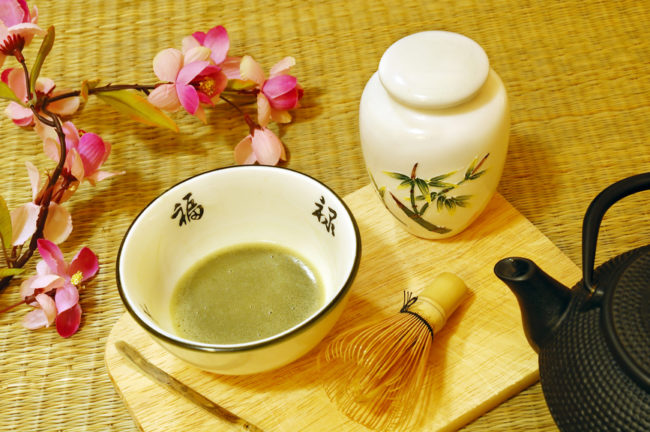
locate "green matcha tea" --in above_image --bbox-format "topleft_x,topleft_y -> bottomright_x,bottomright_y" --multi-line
170,242 -> 324,344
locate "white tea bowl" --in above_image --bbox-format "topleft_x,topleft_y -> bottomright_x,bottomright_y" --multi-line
116,166 -> 361,375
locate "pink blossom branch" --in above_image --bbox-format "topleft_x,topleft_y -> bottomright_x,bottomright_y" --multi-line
38,107 -> 68,190
0,108 -> 68,293
14,108 -> 66,266
45,85 -> 256,110
45,83 -> 158,106
2,82 -> 172,293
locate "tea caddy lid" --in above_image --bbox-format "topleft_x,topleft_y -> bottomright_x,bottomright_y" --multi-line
378,30 -> 489,109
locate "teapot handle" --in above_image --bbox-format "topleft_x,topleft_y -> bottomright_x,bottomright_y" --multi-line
583,173 -> 650,294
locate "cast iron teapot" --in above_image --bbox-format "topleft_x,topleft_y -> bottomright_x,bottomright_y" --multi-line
494,173 -> 650,432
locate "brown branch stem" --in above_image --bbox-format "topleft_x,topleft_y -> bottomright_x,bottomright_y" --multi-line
0,110 -> 68,294
219,94 -> 246,116
45,83 -> 158,105
0,297 -> 27,314
18,58 -> 32,101
32,109 -> 56,128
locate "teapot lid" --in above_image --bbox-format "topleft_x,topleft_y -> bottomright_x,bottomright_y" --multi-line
378,31 -> 489,109
602,250 -> 650,391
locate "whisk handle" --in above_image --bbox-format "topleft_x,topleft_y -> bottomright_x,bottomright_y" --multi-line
414,272 -> 468,333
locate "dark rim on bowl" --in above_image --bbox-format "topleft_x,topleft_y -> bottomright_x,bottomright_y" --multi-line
115,165 -> 362,353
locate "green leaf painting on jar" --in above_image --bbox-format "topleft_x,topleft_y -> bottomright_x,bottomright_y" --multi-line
375,154 -> 490,234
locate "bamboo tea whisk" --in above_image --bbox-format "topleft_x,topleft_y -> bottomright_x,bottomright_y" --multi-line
318,272 -> 468,431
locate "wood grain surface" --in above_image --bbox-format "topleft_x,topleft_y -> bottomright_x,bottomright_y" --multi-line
105,185 -> 581,431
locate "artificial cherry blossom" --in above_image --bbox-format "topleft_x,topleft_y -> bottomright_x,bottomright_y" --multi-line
239,55 -> 303,127
0,0 -> 44,67
10,161 -> 72,246
148,48 -> 227,122
234,124 -> 286,165
20,239 -> 98,337
1,67 -> 79,126
182,25 -> 230,66
39,121 -> 123,186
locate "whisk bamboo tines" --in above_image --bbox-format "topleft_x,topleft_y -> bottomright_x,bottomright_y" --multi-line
318,272 -> 468,431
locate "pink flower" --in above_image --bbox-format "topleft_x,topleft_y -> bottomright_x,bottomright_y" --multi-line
11,122 -> 121,246
20,239 -> 98,337
1,67 -> 80,127
182,25 -> 230,66
10,161 -> 73,246
0,0 -> 44,67
239,55 -> 303,127
234,125 -> 286,166
40,121 -> 123,186
219,56 -> 245,81
148,48 -> 228,123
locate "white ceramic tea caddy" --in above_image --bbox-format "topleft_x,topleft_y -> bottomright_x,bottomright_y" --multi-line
360,30 -> 509,238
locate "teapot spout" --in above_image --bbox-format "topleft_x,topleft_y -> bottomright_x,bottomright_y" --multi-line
494,257 -> 573,352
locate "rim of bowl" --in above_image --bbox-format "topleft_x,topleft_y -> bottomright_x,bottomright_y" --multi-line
115,165 -> 362,353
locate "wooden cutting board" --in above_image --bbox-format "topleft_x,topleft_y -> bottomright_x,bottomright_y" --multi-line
105,185 -> 580,431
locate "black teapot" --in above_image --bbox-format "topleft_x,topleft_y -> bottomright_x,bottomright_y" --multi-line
494,174 -> 650,431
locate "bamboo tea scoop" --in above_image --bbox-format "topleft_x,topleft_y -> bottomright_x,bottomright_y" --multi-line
319,272 -> 468,431
115,340 -> 265,432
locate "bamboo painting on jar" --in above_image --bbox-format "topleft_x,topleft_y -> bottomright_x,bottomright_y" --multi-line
360,31 -> 510,238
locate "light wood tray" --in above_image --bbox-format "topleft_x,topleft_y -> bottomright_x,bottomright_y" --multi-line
105,185 -> 580,431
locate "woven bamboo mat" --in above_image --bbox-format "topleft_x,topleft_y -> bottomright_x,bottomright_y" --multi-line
1,0 -> 649,430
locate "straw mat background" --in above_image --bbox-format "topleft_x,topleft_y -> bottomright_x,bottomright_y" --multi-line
1,0 -> 649,430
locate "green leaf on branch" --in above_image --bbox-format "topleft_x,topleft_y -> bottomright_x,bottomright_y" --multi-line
95,90 -> 179,132
0,196 -> 12,250
30,25 -> 55,94
0,80 -> 20,103
0,268 -> 25,277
